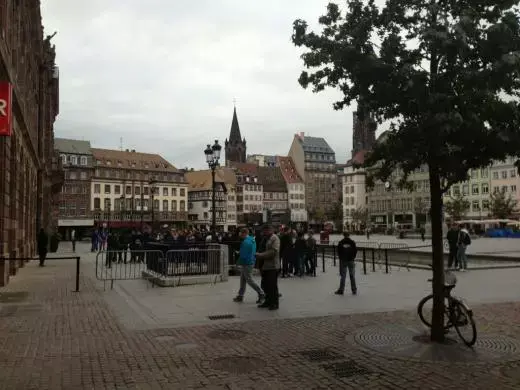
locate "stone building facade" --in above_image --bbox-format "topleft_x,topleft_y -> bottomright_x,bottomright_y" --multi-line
54,139 -> 95,239
0,3 -> 62,286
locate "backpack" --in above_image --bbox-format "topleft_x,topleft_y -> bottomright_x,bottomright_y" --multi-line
463,232 -> 471,246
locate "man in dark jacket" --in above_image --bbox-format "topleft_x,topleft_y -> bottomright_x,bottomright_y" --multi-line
279,227 -> 292,278
37,228 -> 48,267
446,223 -> 459,269
335,232 -> 358,295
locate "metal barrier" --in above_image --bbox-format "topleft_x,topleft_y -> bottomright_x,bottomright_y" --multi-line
95,246 -> 226,289
95,250 -> 164,289
377,243 -> 410,273
0,256 -> 81,292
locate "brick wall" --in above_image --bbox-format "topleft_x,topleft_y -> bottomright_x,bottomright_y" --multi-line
0,2 -> 60,286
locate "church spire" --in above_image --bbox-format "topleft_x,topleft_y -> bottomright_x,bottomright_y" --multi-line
229,106 -> 242,143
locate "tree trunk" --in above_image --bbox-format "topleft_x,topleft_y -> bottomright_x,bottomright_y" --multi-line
428,161 -> 445,342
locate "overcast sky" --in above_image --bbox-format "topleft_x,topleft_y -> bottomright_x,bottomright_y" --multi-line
41,0 -> 360,169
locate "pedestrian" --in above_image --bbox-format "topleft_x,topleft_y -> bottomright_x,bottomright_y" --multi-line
280,227 -> 292,278
233,228 -> 265,303
457,224 -> 471,271
366,226 -> 371,240
71,229 -> 76,252
335,232 -> 358,296
294,231 -> 307,277
255,224 -> 280,310
420,225 -> 426,241
37,228 -> 48,267
305,231 -> 317,276
446,223 -> 459,269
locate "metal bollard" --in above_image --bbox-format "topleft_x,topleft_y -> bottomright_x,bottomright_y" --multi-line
371,248 -> 376,272
362,248 -> 367,275
322,247 -> 326,273
75,256 -> 80,292
385,249 -> 389,274
333,245 -> 336,267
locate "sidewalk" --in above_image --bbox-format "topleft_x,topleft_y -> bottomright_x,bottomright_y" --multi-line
1,249 -> 520,389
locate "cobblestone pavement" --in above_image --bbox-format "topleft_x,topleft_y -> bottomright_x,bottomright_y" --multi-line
1,253 -> 520,389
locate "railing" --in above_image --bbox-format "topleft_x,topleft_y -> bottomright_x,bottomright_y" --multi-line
0,256 -> 82,291
94,244 -> 226,289
91,210 -> 188,221
316,241 -> 411,274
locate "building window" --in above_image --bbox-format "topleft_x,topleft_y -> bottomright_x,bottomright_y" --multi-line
104,184 -> 111,194
114,185 -> 121,195
70,155 -> 77,165
472,200 -> 480,211
135,186 -> 141,196
482,183 -> 489,194
511,170 -> 517,178
61,154 -> 67,165
482,200 -> 490,210
502,186 -> 508,193
492,171 -> 499,179
126,186 -> 132,195
69,172 -> 77,180
163,187 -> 168,196
94,184 -> 100,194
93,198 -> 101,209
493,186 -> 499,194
154,199 -> 160,209
180,200 -> 186,211
512,185 -> 517,193
80,171 -> 87,180
462,185 -> 469,195
80,156 -> 87,166
481,169 -> 488,178
502,171 -> 508,179
104,198 -> 111,210
172,188 -> 177,196
163,200 -> 168,211
471,184 -> 479,195
180,188 -> 186,196
172,200 -> 177,211
144,187 -> 149,195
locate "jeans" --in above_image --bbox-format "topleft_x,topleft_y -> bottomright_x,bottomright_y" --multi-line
339,260 -> 357,293
238,265 -> 264,297
457,245 -> 467,269
305,252 -> 316,275
262,269 -> 279,307
295,255 -> 305,276
448,246 -> 458,268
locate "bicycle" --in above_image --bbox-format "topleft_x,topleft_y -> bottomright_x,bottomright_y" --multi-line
417,268 -> 477,346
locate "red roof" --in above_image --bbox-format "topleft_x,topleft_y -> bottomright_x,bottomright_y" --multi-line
346,150 -> 367,167
227,161 -> 258,175
277,156 -> 304,184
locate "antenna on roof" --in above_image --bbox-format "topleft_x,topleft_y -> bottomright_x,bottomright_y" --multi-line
120,137 -> 123,151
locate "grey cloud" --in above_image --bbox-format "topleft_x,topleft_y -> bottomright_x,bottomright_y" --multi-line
42,0 -> 354,169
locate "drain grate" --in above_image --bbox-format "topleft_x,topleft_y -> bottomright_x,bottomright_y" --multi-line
207,329 -> 248,340
321,360 -> 372,378
0,292 -> 29,303
300,348 -> 344,362
210,356 -> 266,374
208,314 -> 236,320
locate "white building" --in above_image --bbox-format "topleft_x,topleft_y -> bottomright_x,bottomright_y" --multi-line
90,148 -> 188,228
342,151 -> 367,229
278,156 -> 308,223
185,168 -> 237,231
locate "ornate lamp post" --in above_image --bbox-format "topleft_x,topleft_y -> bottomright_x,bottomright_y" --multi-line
204,140 -> 222,234
149,177 -> 157,231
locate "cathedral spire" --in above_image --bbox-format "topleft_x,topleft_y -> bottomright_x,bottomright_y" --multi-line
229,106 -> 242,143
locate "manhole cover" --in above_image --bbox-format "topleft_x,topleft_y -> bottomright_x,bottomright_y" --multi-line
0,292 -> 29,303
208,314 -> 236,320
210,356 -> 266,374
352,325 -> 520,363
300,348 -> 344,362
321,360 -> 372,378
207,329 -> 248,340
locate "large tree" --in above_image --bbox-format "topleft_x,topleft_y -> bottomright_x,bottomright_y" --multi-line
489,191 -> 518,218
444,193 -> 470,221
292,1 -> 520,342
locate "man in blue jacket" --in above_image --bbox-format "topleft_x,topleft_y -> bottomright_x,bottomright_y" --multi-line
233,228 -> 265,303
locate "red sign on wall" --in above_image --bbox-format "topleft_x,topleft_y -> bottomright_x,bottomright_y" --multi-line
0,82 -> 13,136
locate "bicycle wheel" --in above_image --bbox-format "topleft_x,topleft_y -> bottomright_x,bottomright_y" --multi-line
452,299 -> 477,347
417,294 -> 451,329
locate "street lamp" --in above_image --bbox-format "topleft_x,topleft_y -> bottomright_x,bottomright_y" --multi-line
149,177 -> 157,231
204,140 -> 222,235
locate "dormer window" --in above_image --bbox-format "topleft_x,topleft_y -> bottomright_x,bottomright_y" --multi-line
253,177 -> 258,183
246,176 -> 250,182
106,160 -> 111,166
117,160 -> 122,167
